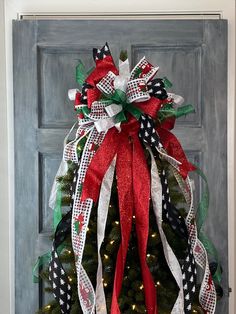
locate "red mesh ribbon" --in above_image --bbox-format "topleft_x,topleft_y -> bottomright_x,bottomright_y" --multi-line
81,118 -> 157,314
157,126 -> 196,178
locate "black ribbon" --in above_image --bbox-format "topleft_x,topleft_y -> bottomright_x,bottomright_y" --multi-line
49,166 -> 78,314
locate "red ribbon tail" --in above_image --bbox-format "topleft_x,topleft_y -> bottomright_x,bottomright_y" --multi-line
81,128 -> 119,203
111,137 -> 134,314
132,136 -> 158,314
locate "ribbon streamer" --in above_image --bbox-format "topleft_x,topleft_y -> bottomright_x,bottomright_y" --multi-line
96,157 -> 116,314
149,150 -> 184,313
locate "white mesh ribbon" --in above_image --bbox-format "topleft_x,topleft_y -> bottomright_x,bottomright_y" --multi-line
149,149 -> 185,313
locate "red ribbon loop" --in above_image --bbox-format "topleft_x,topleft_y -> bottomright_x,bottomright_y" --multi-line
157,127 -> 196,178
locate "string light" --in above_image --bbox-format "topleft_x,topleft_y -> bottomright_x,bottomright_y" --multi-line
87,227 -> 90,232
192,310 -> 197,313
104,254 -> 109,260
132,304 -> 136,310
133,215 -> 136,219
104,282 -> 108,287
68,277 -> 73,282
115,221 -> 119,225
156,281 -> 160,286
110,240 -> 115,245
151,233 -> 157,238
45,305 -> 51,310
139,284 -> 144,290
147,254 -> 151,258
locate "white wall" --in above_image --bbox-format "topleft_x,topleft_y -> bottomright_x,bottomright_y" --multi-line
1,0 -> 235,313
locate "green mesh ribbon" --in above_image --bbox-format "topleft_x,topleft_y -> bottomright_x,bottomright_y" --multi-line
32,252 -> 51,283
53,186 -> 62,231
194,165 -> 222,284
158,103 -> 195,123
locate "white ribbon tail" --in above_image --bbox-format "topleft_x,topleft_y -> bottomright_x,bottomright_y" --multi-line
49,122 -> 78,209
95,156 -> 116,314
49,158 -> 68,210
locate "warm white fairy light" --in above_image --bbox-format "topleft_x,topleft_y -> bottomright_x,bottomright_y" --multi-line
110,240 -> 115,245
104,254 -> 109,259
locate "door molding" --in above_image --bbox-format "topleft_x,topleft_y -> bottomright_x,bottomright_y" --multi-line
17,11 -> 222,20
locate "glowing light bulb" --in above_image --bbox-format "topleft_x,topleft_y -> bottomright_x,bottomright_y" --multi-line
104,282 -> 108,287
115,221 -> 119,225
157,281 -> 160,286
147,254 -> 151,258
104,254 -> 109,260
110,240 -> 115,245
151,233 -> 157,238
132,304 -> 136,310
139,284 -> 144,290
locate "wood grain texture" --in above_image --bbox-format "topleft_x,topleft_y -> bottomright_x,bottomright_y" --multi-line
13,19 -> 228,313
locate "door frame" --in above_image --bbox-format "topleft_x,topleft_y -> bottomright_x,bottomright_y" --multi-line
1,6 -> 235,313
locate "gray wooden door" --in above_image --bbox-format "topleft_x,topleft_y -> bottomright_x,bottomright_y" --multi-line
13,19 -> 228,313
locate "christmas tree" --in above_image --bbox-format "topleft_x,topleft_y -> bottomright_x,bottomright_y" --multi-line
34,43 -> 223,314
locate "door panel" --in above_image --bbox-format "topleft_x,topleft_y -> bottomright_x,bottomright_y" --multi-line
13,19 -> 227,313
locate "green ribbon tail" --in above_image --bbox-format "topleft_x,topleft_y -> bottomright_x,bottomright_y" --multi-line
175,104 -> 195,118
76,60 -> 86,86
53,186 -> 62,231
32,252 -> 51,283
194,165 -> 222,283
158,104 -> 195,122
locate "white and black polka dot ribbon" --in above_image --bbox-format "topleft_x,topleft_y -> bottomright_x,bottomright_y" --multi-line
49,167 -> 78,314
81,82 -> 93,106
93,42 -> 111,61
147,78 -> 168,100
49,211 -> 72,314
139,113 -> 197,313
